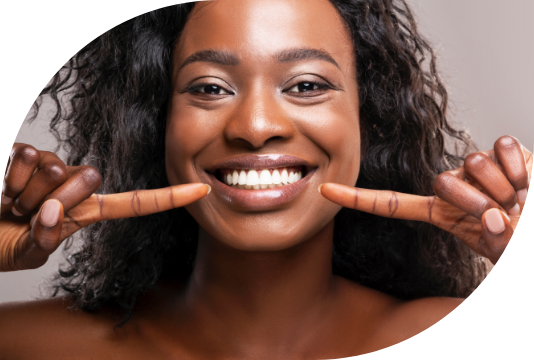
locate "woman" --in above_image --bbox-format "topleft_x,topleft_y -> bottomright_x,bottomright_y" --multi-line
0,0 -> 531,358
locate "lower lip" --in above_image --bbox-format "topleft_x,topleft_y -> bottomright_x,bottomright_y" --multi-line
208,171 -> 314,211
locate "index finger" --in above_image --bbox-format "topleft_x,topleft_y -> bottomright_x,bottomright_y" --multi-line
319,183 -> 433,222
67,183 -> 210,226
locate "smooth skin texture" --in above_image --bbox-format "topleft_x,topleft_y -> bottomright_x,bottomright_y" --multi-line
0,0 -> 531,359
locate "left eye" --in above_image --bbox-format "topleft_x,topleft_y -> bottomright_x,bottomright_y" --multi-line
286,82 -> 325,93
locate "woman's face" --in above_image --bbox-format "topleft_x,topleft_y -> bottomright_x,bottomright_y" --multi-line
166,0 -> 360,251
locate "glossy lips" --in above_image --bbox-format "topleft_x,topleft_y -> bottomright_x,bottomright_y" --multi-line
206,155 -> 315,211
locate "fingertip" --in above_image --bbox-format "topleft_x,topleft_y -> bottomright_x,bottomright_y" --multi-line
318,184 -> 323,194
1,195 -> 12,205
517,188 -> 527,203
507,203 -> 520,216
502,210 -> 510,223
12,207 -> 23,217
484,208 -> 506,234
204,184 -> 211,195
39,199 -> 62,228
320,182 -> 341,191
31,199 -> 64,254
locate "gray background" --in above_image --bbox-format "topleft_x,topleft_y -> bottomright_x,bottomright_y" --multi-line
1,0 -> 533,303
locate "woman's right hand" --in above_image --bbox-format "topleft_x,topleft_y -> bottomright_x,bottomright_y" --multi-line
1,143 -> 210,272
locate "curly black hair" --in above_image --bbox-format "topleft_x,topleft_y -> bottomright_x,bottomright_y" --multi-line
31,0 -> 487,324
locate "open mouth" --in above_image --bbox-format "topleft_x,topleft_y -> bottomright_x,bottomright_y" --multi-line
213,166 -> 307,189
203,155 -> 316,211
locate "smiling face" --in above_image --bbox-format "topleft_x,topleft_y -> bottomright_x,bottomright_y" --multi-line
166,0 -> 360,251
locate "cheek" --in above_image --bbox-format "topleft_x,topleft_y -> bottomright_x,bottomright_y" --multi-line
290,98 -> 361,186
165,99 -> 216,185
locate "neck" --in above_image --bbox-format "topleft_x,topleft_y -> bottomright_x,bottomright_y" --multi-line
179,220 -> 337,357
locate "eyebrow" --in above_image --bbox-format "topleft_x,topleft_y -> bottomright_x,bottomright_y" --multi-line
179,48 -> 340,71
275,48 -> 340,69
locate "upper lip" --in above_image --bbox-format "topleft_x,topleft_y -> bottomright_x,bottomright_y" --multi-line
205,154 -> 314,171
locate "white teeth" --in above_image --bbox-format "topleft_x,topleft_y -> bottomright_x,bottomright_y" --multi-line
223,168 -> 304,189
259,169 -> 271,185
288,172 -> 295,184
281,169 -> 289,184
246,170 -> 259,186
272,170 -> 281,184
238,170 -> 247,185
232,170 -> 239,185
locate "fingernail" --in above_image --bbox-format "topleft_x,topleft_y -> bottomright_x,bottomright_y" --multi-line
485,208 -> 505,234
40,199 -> 60,227
12,207 -> 23,217
517,188 -> 528,203
1,195 -> 12,205
0,181 -> 8,205
318,184 -> 323,194
204,184 -> 211,195
507,203 -> 520,216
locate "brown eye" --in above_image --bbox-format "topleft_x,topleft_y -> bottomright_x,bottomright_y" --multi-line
286,82 -> 328,93
189,84 -> 232,95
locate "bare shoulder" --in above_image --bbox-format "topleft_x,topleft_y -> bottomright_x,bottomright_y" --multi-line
394,296 -> 463,322
374,296 -> 464,348
0,297 -> 122,359
332,277 -> 463,353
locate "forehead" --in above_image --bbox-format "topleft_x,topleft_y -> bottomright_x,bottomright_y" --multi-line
176,0 -> 353,66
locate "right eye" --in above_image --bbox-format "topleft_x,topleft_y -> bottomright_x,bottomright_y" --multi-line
187,84 -> 232,96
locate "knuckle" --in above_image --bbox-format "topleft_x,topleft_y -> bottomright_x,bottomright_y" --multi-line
494,135 -> 520,150
508,173 -> 528,188
464,152 -> 488,171
41,163 -> 68,184
433,172 -> 454,196
12,145 -> 40,166
78,166 -> 103,191
500,188 -> 517,207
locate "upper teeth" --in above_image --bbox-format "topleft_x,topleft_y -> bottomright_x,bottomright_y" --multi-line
223,168 -> 303,189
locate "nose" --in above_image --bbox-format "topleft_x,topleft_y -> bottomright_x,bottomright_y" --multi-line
223,87 -> 296,149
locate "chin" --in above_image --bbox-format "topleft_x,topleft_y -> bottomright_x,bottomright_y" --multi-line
223,230 -> 306,253
191,202 -> 341,253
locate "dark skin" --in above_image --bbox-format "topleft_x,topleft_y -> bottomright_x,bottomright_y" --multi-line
0,0 -> 531,359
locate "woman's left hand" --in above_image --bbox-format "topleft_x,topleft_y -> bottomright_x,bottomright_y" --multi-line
319,135 -> 532,264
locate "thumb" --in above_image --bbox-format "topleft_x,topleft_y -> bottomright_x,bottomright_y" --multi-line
5,199 -> 64,271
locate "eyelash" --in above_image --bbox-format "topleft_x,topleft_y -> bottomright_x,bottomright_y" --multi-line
185,81 -> 332,99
